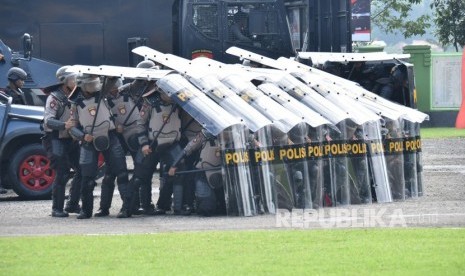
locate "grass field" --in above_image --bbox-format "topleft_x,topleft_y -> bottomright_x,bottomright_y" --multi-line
1,228 -> 464,275
421,127 -> 465,139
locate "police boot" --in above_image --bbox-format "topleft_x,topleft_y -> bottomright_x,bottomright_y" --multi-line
129,184 -> 142,215
52,184 -> 69,218
129,178 -> 142,215
155,177 -> 173,214
131,189 -> 142,215
95,176 -> 115,217
140,180 -> 158,215
65,174 -> 81,214
116,208 -> 130,218
116,179 -> 131,219
77,180 -> 94,219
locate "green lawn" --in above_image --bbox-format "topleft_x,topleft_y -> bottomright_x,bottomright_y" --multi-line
421,127 -> 465,139
1,228 -> 464,275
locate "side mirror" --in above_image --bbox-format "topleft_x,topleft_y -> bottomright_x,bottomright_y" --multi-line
21,33 -> 33,60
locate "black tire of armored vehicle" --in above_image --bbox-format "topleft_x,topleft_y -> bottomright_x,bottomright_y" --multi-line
8,143 -> 54,199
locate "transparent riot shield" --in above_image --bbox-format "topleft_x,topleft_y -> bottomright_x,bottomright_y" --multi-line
403,120 -> 419,198
220,125 -> 257,216
345,124 -> 372,205
250,126 -> 278,214
322,120 -> 351,206
381,118 -> 406,201
282,122 -> 313,209
190,75 -> 271,132
305,125 -> 326,208
414,122 -> 423,197
362,120 -> 391,203
157,73 -> 242,136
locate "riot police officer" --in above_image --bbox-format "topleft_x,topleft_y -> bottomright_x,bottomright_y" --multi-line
168,128 -> 225,216
132,84 -> 182,215
69,74 -> 131,219
373,65 -> 408,105
4,67 -> 27,105
94,77 -> 145,216
42,66 -> 82,217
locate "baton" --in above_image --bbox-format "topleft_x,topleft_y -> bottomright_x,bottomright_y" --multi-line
163,166 -> 221,177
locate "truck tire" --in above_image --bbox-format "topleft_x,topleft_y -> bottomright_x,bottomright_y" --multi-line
8,143 -> 55,199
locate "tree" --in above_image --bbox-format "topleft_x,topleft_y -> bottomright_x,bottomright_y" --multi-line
371,0 -> 431,39
432,0 -> 465,51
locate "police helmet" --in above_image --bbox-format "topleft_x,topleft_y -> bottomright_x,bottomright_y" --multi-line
323,61 -> 342,76
104,77 -> 123,93
7,67 -> 27,82
136,60 -> 156,69
390,65 -> 406,85
77,74 -> 102,93
56,66 -> 77,83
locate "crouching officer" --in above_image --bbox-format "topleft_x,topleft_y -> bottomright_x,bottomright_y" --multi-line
168,128 -> 225,216
42,66 -> 82,217
132,83 -> 182,215
69,74 -> 131,219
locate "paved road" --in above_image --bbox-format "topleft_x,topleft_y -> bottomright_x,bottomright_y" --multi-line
1,138 -> 464,236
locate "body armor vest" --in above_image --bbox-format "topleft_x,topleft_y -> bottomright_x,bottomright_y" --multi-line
182,115 -> 203,143
108,93 -> 140,151
45,91 -> 72,139
77,94 -> 115,151
148,103 -> 181,147
196,140 -> 221,170
197,139 -> 222,188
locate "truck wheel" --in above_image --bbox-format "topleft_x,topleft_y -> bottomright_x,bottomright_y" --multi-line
8,144 -> 55,199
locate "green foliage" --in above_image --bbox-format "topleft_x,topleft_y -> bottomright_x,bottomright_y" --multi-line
372,0 -> 432,38
1,229 -> 465,275
431,0 -> 465,51
372,0 -> 465,51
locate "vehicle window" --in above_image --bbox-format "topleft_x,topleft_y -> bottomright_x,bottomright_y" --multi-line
227,4 -> 282,50
192,4 -> 218,39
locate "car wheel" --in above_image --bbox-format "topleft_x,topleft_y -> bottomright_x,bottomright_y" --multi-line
8,143 -> 55,199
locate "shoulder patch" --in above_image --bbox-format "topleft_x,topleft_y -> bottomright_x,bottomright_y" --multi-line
49,99 -> 58,110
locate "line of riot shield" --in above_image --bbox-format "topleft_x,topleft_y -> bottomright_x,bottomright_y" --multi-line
219,74 -> 314,210
257,82 -> 336,209
156,73 -> 257,216
266,74 -> 353,206
288,71 -> 392,204
187,74 -> 277,214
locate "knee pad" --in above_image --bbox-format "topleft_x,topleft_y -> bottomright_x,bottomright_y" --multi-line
116,171 -> 129,185
102,174 -> 116,186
